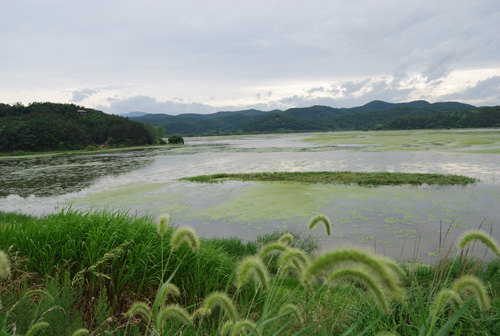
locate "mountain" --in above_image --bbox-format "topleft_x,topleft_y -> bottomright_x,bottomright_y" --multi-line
128,100 -> 497,136
119,111 -> 148,118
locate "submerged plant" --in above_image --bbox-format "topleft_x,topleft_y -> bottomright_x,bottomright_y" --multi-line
170,227 -> 200,253
235,256 -> 270,290
457,229 -> 500,257
308,214 -> 332,236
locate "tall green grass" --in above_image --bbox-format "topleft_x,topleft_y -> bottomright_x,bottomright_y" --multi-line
1,209 -> 499,335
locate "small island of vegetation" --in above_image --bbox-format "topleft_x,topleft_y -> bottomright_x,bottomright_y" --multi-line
182,171 -> 478,186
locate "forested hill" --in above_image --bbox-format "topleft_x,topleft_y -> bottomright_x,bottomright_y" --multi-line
0,102 -> 157,153
129,100 -> 500,136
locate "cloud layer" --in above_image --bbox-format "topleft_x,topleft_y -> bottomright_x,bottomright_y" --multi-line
1,0 -> 499,114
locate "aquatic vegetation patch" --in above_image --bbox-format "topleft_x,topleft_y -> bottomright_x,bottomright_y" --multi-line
182,171 -> 477,186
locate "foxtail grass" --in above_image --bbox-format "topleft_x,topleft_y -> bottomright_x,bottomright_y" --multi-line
170,227 -> 200,253
308,214 -> 332,236
304,249 -> 404,303
457,229 -> 500,257
258,243 -> 289,258
0,250 -> 10,278
235,256 -> 270,290
203,292 -> 239,322
277,303 -> 303,325
453,275 -> 490,311
278,233 -> 294,246
327,268 -> 390,314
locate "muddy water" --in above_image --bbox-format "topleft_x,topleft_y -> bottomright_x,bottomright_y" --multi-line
1,130 -> 499,261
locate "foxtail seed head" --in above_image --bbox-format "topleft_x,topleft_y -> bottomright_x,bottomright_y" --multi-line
453,275 -> 490,311
0,251 -> 11,278
278,233 -> 294,246
430,289 -> 462,316
278,304 -> 303,325
170,227 -> 200,253
126,302 -> 152,322
157,214 -> 170,237
308,214 -> 332,236
25,322 -> 49,336
279,248 -> 310,271
231,319 -> 261,336
304,249 -> 404,303
71,328 -> 90,336
457,230 -> 500,257
158,304 -> 193,328
258,243 -> 289,258
235,255 -> 270,290
328,268 -> 390,314
203,292 -> 239,322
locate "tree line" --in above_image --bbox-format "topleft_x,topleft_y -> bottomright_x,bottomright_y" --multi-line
0,102 -> 164,153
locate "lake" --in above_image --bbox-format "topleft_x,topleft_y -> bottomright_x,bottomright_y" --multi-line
1,129 -> 500,261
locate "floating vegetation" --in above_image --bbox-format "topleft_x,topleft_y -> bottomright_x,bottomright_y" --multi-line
182,171 -> 478,186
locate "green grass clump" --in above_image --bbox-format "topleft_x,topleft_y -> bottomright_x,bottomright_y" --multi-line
181,171 -> 478,186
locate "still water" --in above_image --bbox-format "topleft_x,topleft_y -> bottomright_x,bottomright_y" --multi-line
1,130 -> 500,261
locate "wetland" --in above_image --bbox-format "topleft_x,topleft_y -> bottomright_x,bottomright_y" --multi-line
1,129 -> 500,261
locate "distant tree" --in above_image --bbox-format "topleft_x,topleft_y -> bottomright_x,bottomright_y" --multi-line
168,134 -> 184,144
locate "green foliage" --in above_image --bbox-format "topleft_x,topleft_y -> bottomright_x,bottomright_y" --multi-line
167,134 -> 184,144
0,102 -> 155,153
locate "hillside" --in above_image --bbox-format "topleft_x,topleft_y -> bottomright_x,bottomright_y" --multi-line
129,100 -> 499,136
0,102 -> 157,153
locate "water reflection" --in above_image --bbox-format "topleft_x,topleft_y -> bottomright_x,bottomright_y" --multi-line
0,151 -> 155,197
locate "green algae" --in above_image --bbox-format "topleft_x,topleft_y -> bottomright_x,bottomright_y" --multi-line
303,129 -> 500,153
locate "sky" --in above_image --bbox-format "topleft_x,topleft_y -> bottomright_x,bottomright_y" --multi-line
1,0 -> 500,115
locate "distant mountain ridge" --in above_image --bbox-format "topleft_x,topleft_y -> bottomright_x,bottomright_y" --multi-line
128,100 -> 500,136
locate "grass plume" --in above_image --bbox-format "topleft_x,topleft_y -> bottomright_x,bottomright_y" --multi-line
235,255 -> 270,290
278,233 -> 294,246
457,229 -> 500,257
170,226 -> 200,253
157,304 -> 193,328
203,292 -> 239,322
0,250 -> 10,278
304,248 -> 404,302
308,214 -> 332,236
258,243 -> 289,258
157,214 -> 170,237
327,268 -> 391,314
453,275 -> 491,311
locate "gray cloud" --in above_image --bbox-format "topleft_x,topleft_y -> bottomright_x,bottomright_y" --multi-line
97,96 -> 218,115
70,88 -> 100,102
441,76 -> 500,105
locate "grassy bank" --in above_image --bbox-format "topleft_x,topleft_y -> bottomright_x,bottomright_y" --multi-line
0,210 -> 499,335
182,171 -> 478,186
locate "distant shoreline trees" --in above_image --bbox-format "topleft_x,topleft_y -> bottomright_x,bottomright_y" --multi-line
0,102 -> 157,153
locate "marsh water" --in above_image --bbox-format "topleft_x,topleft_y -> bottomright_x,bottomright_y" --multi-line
1,129 -> 500,261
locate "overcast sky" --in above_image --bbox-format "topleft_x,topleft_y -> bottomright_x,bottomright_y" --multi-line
2,0 -> 500,115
